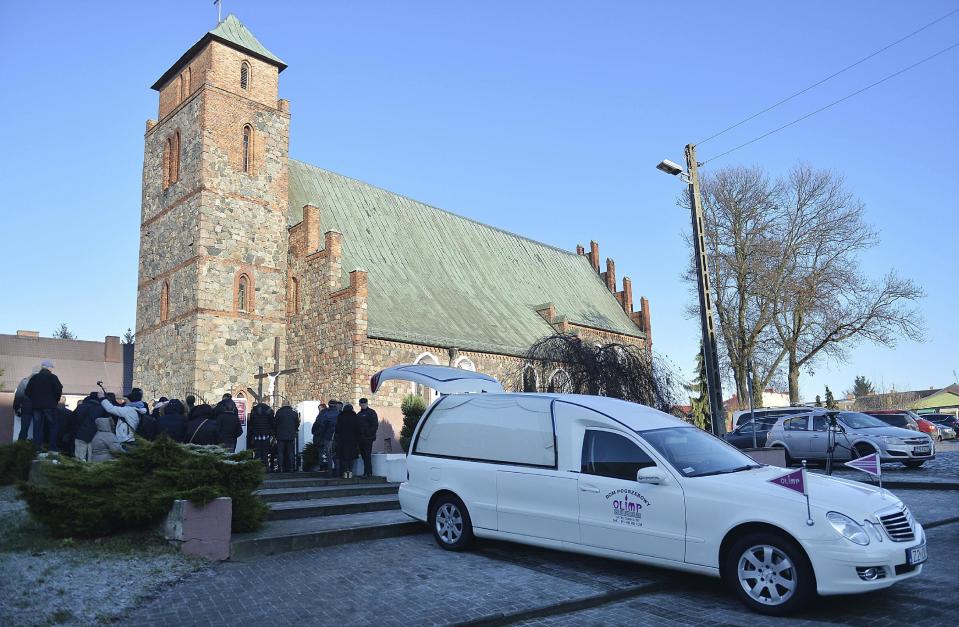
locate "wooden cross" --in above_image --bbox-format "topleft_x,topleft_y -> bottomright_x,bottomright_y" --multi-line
253,337 -> 298,407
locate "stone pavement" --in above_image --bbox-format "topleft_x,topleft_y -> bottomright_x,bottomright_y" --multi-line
120,487 -> 958,627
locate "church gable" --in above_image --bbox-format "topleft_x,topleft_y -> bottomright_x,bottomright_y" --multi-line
287,159 -> 648,355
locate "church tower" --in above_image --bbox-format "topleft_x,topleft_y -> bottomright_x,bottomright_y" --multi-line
134,15 -> 290,400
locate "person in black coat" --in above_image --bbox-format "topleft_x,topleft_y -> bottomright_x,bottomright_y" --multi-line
74,392 -> 106,461
247,403 -> 275,467
335,404 -> 360,479
24,361 -> 63,451
357,398 -> 379,478
157,399 -> 188,443
213,394 -> 243,452
55,402 -> 77,457
185,404 -> 218,445
274,405 -> 300,472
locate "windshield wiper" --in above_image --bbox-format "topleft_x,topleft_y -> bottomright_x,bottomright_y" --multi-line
691,464 -> 760,478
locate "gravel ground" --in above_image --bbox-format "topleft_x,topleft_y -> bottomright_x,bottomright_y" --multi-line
0,486 -> 206,626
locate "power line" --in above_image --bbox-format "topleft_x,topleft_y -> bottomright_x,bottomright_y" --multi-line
701,40 -> 959,165
696,6 -> 959,146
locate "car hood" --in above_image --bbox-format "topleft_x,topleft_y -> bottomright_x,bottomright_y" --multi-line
690,466 -> 902,521
845,425 -> 924,438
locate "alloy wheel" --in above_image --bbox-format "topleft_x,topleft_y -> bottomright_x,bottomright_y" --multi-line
737,544 -> 797,606
435,502 -> 464,545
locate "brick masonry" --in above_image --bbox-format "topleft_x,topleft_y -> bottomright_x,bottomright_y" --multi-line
134,24 -> 652,435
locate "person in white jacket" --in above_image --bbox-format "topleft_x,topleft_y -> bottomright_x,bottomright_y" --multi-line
101,388 -> 147,444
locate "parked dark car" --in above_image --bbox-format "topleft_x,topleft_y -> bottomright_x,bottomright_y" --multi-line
723,416 -> 780,450
925,413 -> 959,430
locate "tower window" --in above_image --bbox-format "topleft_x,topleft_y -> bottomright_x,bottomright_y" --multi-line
172,131 -> 180,183
160,281 -> 170,322
242,124 -> 253,173
240,61 -> 250,90
235,272 -> 254,314
162,139 -> 171,189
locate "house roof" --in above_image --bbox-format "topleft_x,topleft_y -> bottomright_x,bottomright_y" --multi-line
151,14 -> 286,91
0,334 -> 129,396
287,160 -> 645,355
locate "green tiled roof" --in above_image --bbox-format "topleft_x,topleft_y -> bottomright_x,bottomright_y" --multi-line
209,14 -> 285,68
152,14 -> 285,91
288,160 -> 645,355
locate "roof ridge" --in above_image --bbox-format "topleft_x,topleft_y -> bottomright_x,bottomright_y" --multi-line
288,158 -> 581,258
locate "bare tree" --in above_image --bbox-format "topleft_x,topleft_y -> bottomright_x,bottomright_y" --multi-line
683,166 -> 788,407
773,166 -> 925,402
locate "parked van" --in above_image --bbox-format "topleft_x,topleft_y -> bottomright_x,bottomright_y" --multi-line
372,364 -> 927,616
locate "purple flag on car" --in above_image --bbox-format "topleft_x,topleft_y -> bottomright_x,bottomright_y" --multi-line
769,468 -> 806,495
845,453 -> 881,477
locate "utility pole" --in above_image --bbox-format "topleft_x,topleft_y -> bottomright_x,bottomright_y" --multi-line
686,144 -> 726,436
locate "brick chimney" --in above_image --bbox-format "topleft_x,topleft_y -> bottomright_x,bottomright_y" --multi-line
604,258 -> 616,292
104,336 -> 122,363
588,241 -> 600,273
16,330 -> 39,338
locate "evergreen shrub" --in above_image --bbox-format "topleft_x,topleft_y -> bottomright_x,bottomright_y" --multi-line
399,394 -> 427,452
18,435 -> 267,537
0,440 -> 36,485
302,441 -> 319,471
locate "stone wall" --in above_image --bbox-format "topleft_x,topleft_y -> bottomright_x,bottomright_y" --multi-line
136,40 -> 290,401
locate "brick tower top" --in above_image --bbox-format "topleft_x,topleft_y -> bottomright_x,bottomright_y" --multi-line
150,14 -> 287,120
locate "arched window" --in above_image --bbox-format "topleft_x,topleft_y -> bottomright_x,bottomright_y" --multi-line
183,67 -> 191,96
240,61 -> 250,90
522,364 -> 538,393
178,73 -> 185,103
160,281 -> 170,322
413,352 -> 439,402
453,356 -> 475,371
172,130 -> 180,183
235,272 -> 253,313
162,139 -> 171,189
547,369 -> 571,393
242,124 -> 253,173
289,276 -> 300,315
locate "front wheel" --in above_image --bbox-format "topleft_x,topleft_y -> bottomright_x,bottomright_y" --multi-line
903,460 -> 925,469
773,445 -> 792,467
428,494 -> 474,551
723,531 -> 815,616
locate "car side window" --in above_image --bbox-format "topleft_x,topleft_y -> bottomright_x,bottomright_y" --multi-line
812,415 -> 828,432
581,430 -> 656,481
784,416 -> 809,431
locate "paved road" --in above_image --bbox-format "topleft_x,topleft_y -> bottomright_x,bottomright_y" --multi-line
121,488 -> 958,626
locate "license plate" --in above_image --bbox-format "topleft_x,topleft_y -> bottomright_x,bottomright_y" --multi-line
907,543 -> 927,565
913,446 -> 931,455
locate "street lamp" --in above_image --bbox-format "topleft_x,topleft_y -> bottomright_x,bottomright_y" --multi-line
657,144 -> 726,436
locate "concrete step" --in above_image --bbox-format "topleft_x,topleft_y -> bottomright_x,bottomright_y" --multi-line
261,476 -> 387,490
231,510 -> 425,559
255,483 -> 400,503
265,471 -> 331,480
266,494 -> 400,520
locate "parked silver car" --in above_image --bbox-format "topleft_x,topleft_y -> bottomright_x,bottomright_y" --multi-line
766,411 -> 935,468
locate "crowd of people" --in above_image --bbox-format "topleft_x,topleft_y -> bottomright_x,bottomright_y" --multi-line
12,360 -> 382,477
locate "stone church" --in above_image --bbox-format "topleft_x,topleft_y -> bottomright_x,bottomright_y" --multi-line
134,15 -> 652,438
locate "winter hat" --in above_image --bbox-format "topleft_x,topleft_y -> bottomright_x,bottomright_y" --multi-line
41,359 -> 54,369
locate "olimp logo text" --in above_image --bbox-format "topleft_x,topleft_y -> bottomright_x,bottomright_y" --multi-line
605,488 -> 650,527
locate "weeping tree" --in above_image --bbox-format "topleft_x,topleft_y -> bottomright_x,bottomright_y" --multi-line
522,333 -> 680,414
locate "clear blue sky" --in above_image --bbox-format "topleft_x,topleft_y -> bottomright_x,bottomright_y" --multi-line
1,1 -> 956,400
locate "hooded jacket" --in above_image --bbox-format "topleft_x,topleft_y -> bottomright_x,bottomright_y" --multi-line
101,399 -> 146,443
248,404 -> 275,438
314,406 -> 340,443
25,368 -> 63,411
75,395 -> 106,443
157,399 -> 188,443
186,404 -> 218,445
91,417 -> 125,462
214,398 -> 243,447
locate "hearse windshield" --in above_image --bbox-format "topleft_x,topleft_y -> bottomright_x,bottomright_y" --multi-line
639,427 -> 760,478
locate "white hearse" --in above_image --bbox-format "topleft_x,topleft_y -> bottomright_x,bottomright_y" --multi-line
372,364 -> 927,615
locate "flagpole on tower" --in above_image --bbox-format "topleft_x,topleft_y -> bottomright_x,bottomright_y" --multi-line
215,0 -> 222,24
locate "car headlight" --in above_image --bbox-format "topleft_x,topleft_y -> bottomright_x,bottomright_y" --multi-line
826,512 -> 870,545
881,436 -> 905,445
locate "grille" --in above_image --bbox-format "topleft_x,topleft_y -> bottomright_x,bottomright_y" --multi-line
904,438 -> 928,445
879,508 -> 915,542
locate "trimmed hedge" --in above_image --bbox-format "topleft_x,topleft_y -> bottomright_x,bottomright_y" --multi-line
0,440 -> 36,485
18,435 -> 267,537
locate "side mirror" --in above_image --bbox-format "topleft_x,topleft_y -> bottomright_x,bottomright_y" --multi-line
636,467 -> 668,485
